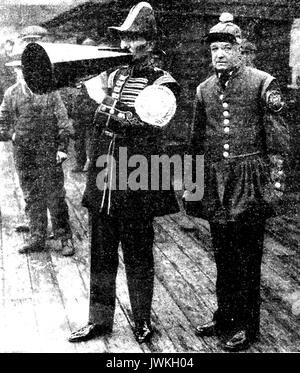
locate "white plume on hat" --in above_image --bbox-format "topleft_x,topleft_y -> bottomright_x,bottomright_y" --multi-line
108,2 -> 157,40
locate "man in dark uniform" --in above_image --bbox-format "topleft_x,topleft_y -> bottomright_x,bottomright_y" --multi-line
183,13 -> 289,351
68,2 -> 180,344
0,60 -> 75,256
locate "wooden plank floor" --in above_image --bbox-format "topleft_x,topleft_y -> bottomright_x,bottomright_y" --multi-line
0,141 -> 299,353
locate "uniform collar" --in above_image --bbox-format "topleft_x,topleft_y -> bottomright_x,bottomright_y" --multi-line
217,62 -> 244,77
215,62 -> 245,87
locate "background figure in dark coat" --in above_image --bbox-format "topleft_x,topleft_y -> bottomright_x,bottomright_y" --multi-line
68,2 -> 180,344
0,61 -> 75,256
71,38 -> 99,173
241,38 -> 257,67
183,13 -> 290,351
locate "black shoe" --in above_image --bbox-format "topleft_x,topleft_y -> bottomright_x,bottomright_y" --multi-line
68,323 -> 112,343
19,239 -> 45,254
195,320 -> 218,337
134,320 -> 153,344
221,330 -> 258,352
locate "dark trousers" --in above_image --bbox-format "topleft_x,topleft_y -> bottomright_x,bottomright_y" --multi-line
209,221 -> 265,337
73,122 -> 90,168
88,212 -> 155,328
14,141 -> 72,241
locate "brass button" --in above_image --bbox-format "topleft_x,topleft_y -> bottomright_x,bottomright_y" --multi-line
223,102 -> 229,108
224,127 -> 230,133
223,119 -> 230,125
224,144 -> 229,150
219,94 -> 224,100
223,111 -> 229,117
223,151 -> 229,158
275,182 -> 281,189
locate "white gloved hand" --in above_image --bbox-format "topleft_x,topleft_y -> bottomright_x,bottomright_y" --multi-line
84,76 -> 106,104
56,151 -> 68,164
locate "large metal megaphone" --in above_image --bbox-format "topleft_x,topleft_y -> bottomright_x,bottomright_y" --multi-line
21,42 -> 132,94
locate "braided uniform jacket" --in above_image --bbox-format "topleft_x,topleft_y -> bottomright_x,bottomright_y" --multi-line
82,58 -> 181,218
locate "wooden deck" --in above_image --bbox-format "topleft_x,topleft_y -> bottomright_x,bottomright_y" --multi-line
0,141 -> 299,353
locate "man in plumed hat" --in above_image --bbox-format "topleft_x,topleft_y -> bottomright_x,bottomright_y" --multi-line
68,2 -> 180,344
184,13 -> 289,351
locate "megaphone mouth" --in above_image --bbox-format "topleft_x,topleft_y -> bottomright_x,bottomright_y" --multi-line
22,42 -> 53,94
21,42 -> 133,94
